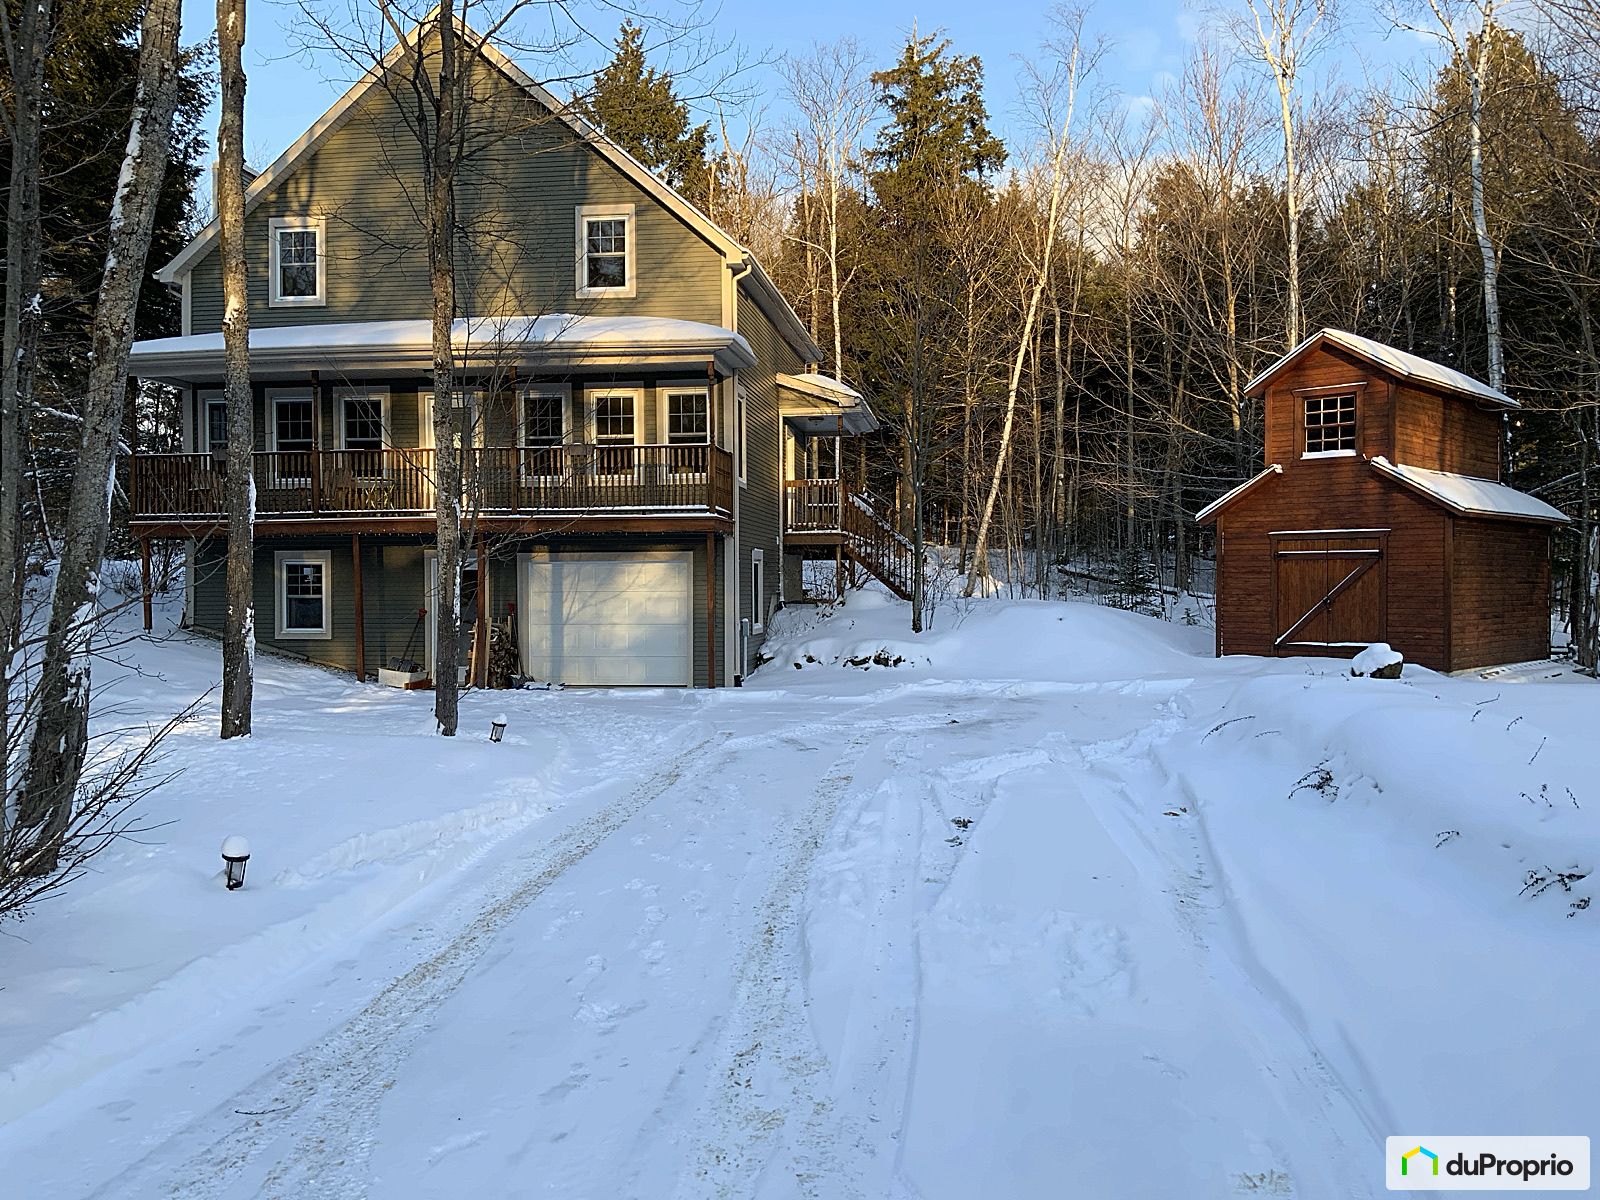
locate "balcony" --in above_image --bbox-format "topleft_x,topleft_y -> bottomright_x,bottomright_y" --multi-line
130,444 -> 735,532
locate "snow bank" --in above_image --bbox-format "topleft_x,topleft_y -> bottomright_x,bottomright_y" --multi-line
760,587 -> 1213,685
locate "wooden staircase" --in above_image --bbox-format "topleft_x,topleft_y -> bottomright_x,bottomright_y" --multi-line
842,491 -> 915,600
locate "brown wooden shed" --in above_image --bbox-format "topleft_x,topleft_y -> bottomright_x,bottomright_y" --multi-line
1198,329 -> 1569,673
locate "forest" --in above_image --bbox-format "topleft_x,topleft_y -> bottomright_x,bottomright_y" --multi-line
4,0 -> 1600,893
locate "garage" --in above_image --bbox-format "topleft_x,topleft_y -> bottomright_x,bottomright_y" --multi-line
518,552 -> 693,686
1271,531 -> 1386,654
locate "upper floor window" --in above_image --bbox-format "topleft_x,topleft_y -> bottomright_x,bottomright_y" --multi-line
269,216 -> 326,307
521,392 -> 566,448
203,394 -> 227,457
591,391 -> 638,445
576,204 -> 636,298
337,388 -> 389,452
1304,392 -> 1357,454
663,389 -> 709,445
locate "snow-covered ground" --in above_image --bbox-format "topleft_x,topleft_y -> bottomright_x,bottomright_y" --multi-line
2,584 -> 1595,1198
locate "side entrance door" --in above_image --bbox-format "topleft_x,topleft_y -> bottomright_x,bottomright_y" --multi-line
1271,531 -> 1387,655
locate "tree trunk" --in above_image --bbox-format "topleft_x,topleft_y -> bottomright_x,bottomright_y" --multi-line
17,0 -> 185,870
429,7 -> 463,737
1468,39 -> 1504,390
218,0 -> 255,739
0,0 -> 55,842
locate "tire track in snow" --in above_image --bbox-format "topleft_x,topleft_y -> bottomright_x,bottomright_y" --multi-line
671,729 -> 883,1200
1071,710 -> 1382,1200
95,727 -> 744,1200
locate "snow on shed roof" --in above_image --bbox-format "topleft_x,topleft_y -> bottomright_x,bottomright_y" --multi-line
1195,464 -> 1282,524
1245,328 -> 1519,409
1369,458 -> 1569,524
127,314 -> 757,377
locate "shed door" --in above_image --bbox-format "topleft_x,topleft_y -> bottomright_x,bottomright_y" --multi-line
520,553 -> 693,686
1272,533 -> 1386,655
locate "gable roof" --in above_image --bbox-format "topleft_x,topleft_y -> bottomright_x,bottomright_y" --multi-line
1369,458 -> 1568,524
1244,328 -> 1519,410
156,15 -> 821,364
1195,464 -> 1282,524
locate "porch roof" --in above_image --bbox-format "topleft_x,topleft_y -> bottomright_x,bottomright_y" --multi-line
777,372 -> 880,435
127,314 -> 758,384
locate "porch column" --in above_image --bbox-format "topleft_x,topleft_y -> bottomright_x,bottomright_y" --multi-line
475,537 -> 489,688
705,532 -> 717,688
351,533 -> 365,681
140,537 -> 153,631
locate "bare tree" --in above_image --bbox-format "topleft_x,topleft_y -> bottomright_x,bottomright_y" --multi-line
966,9 -> 1095,595
1238,0 -> 1334,351
218,0 -> 255,739
1403,0 -> 1510,388
16,0 -> 186,872
0,0 -> 56,844
781,40 -> 877,376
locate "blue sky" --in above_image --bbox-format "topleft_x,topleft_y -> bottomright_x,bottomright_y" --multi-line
177,0 -> 1438,173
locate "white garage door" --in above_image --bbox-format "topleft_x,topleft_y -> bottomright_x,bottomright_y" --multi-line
520,553 -> 693,686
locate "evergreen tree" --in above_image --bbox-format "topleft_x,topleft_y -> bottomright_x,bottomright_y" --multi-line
575,21 -> 712,203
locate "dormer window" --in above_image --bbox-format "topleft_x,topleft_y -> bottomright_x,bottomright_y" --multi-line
1304,392 -> 1357,454
269,216 -> 325,306
576,204 -> 635,297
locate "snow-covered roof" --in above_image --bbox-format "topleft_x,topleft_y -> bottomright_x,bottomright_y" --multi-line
1195,464 -> 1282,524
1246,328 -> 1519,409
1370,458 -> 1569,524
152,16 -> 821,365
776,372 -> 880,434
127,314 -> 757,379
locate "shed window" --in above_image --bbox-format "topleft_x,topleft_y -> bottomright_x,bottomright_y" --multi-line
1304,393 -> 1357,453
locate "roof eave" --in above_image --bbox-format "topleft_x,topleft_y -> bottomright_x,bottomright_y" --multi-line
1195,464 -> 1283,524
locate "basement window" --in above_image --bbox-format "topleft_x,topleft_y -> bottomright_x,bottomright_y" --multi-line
1304,392 -> 1357,454
275,550 -> 332,640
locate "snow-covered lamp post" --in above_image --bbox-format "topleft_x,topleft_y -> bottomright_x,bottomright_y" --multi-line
489,714 -> 508,743
221,836 -> 251,890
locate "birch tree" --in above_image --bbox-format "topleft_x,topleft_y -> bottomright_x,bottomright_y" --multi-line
218,0 -> 255,739
17,0 -> 186,871
781,40 -> 877,376
965,9 -> 1094,595
1404,0 -> 1509,389
1239,0 -> 1332,351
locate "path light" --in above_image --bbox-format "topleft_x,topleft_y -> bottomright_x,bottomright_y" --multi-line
489,714 -> 508,743
221,836 -> 251,890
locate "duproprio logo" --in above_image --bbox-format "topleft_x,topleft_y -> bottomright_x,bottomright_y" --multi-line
1400,1146 -> 1438,1177
1386,1136 -> 1590,1191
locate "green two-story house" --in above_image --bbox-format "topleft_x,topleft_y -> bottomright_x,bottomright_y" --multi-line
127,21 -> 897,688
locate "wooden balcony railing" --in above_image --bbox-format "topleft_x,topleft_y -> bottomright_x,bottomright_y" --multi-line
784,478 -> 844,531
130,444 -> 734,523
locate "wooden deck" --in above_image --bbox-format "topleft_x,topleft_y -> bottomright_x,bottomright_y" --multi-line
130,445 -> 735,536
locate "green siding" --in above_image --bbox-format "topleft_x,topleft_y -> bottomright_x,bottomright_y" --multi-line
192,533 -> 724,686
735,286 -> 799,662
186,55 -> 724,334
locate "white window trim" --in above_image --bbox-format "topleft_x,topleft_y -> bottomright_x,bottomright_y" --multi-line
736,384 -> 749,486
585,386 -> 645,445
518,384 -> 572,481
518,384 -> 572,447
275,549 -> 333,640
575,203 -> 637,299
656,381 -> 712,447
421,388 -> 485,451
201,391 -> 226,455
750,548 -> 766,633
1301,448 -> 1360,460
267,216 -> 327,308
334,386 -> 392,450
266,387 -> 316,486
